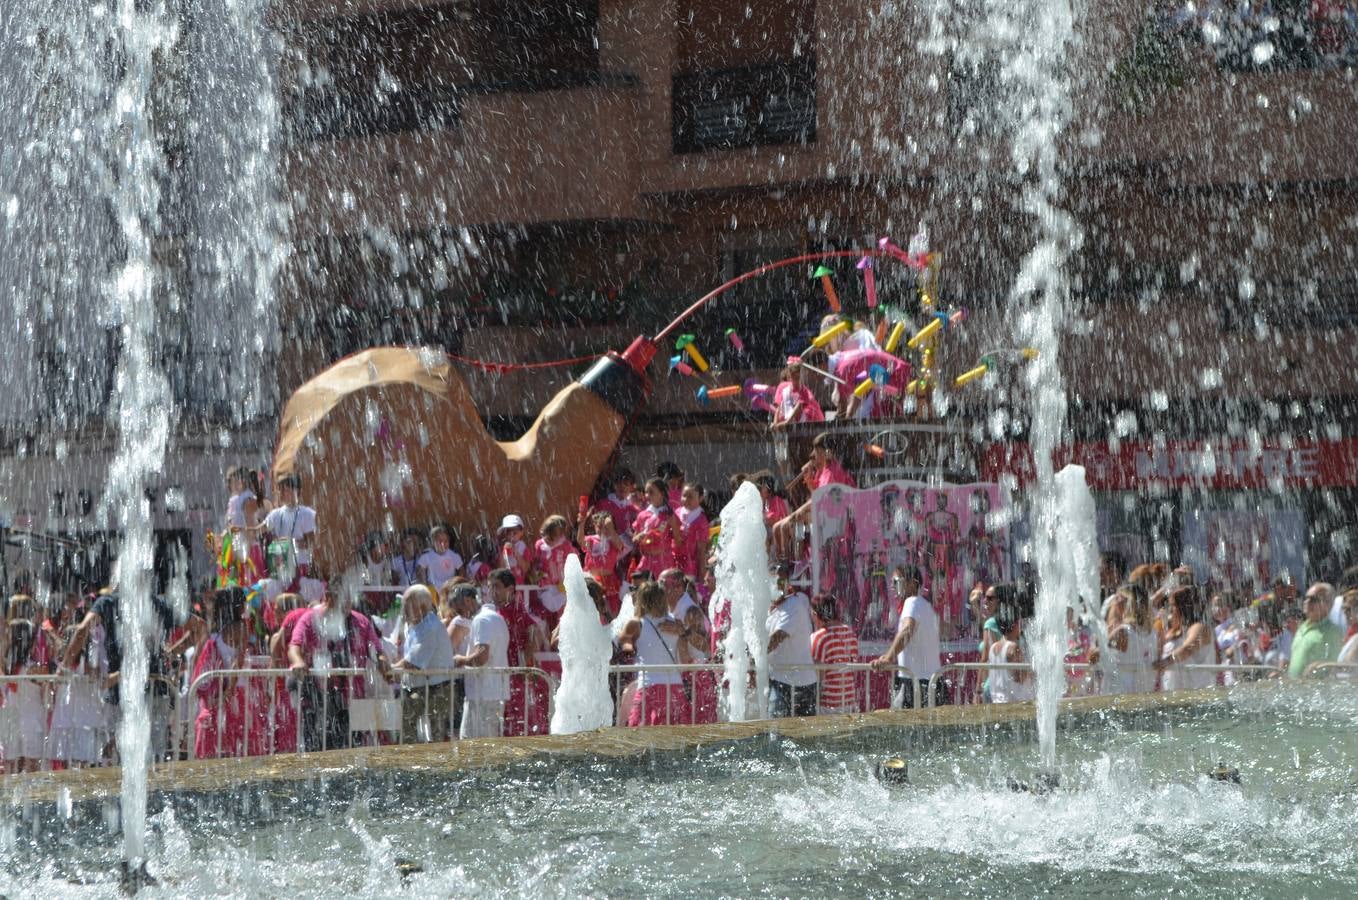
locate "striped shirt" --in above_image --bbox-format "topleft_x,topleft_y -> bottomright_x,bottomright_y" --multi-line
810,624 -> 860,711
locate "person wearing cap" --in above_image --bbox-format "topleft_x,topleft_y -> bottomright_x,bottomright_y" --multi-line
498,514 -> 531,584
767,566 -> 818,717
871,566 -> 944,707
770,357 -> 825,430
1289,583 -> 1343,678
391,585 -> 455,742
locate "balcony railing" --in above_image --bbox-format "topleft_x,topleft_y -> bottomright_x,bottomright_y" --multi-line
671,58 -> 817,154
287,71 -> 640,143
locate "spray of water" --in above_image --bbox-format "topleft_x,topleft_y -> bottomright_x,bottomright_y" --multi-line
716,482 -> 771,721
551,555 -> 614,734
101,0 -> 176,869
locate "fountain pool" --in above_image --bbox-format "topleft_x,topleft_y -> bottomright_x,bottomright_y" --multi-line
4,684 -> 1356,898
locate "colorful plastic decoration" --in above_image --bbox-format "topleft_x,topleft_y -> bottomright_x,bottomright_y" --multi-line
954,358 -> 992,388
809,320 -> 850,350
906,311 -> 950,350
812,265 -> 841,313
696,384 -> 741,405
857,256 -> 878,308
725,328 -> 745,353
675,334 -> 709,372
884,320 -> 908,354
669,355 -> 695,377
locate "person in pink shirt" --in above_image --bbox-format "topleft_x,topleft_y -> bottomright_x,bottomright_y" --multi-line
266,591 -> 307,753
656,461 -> 685,512
192,588 -> 260,759
530,514 -> 574,632
630,478 -> 683,578
828,347 -> 910,420
677,483 -> 710,582
595,468 -> 640,537
770,358 -> 825,429
578,510 -> 627,616
498,513 -> 531,584
288,590 -> 390,751
755,472 -> 790,532
772,433 -> 856,561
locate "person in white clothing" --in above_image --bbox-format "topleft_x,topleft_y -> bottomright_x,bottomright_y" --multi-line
417,526 -> 463,586
767,566 -> 818,718
1155,586 -> 1218,692
442,582 -> 479,735
661,569 -> 717,723
616,581 -> 690,726
454,586 -> 510,739
1106,583 -> 1160,695
988,611 -> 1034,704
872,566 -> 944,707
1338,591 -> 1358,665
263,474 -> 317,582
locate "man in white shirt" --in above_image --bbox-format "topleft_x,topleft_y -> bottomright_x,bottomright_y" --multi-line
417,525 -> 463,586
872,566 -> 944,707
767,565 -> 818,717
263,474 -> 317,583
391,585 -> 455,743
454,571 -> 511,739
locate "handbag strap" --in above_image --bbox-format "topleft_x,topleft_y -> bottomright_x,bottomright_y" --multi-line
646,617 -> 679,666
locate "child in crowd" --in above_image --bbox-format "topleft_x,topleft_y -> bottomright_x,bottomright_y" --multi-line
391,528 -> 423,589
770,358 -> 825,429
810,594 -> 860,715
360,531 -> 393,586
532,515 -> 574,631
656,461 -> 685,512
498,514 -> 531,584
596,469 -> 641,537
2,598 -> 52,772
49,607 -> 108,768
224,465 -> 267,584
578,510 -> 627,617
417,525 -> 463,586
192,588 -> 254,759
263,474 -> 317,587
755,472 -> 789,532
677,484 -> 710,583
631,478 -> 682,577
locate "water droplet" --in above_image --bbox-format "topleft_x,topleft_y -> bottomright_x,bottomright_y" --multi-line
1251,42 -> 1275,65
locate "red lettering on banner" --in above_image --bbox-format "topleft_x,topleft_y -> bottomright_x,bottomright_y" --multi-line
980,438 -> 1358,490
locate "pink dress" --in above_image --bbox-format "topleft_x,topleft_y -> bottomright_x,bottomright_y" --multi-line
831,348 -> 911,417
677,507 -> 710,579
193,637 -> 247,759
773,381 -> 825,423
630,505 -> 679,576
597,494 -> 639,537
813,459 -> 856,490
532,537 -> 574,630
502,539 -> 530,584
763,495 -> 789,529
582,534 -> 623,615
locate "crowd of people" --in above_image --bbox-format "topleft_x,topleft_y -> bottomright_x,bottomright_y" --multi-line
2,441 -> 1355,773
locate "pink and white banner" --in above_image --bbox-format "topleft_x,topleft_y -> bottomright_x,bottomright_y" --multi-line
810,481 -> 1010,641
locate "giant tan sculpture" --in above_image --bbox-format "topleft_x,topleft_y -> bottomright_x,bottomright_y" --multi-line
271,339 -> 657,576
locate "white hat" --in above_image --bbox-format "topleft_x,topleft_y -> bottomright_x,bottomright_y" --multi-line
498,514 -> 524,532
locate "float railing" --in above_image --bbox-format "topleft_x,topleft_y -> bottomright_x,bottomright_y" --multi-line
1302,661 -> 1358,679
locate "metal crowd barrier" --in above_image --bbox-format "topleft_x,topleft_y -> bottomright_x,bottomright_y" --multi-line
1303,661 -> 1358,679
184,665 -> 560,758
928,661 -> 1294,707
605,662 -> 920,725
0,672 -> 181,771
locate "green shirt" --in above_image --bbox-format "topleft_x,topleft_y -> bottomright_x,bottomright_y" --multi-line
1288,618 -> 1343,678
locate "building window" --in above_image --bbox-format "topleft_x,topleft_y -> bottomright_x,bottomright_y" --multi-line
672,58 -> 817,154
